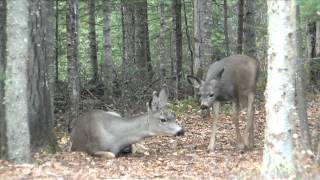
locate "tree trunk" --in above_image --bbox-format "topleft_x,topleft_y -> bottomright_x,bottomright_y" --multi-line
0,0 -> 7,159
159,0 -> 166,84
172,0 -> 182,99
88,0 -> 98,82
182,0 -> 194,77
134,0 -> 153,82
223,0 -> 230,56
5,0 -> 32,163
66,0 -> 80,131
243,0 -> 257,58
316,21 -> 320,57
306,22 -> 316,59
55,0 -> 59,81
121,0 -> 135,81
193,0 -> 213,79
102,0 -> 113,103
295,5 -> 312,150
262,1 -> 297,178
237,0 -> 244,54
27,0 -> 58,152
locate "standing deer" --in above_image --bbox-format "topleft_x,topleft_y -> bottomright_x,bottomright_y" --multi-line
187,54 -> 259,151
71,88 -> 184,158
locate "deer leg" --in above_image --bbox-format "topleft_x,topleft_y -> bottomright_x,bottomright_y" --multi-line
207,101 -> 220,151
244,92 -> 255,149
232,100 -> 244,150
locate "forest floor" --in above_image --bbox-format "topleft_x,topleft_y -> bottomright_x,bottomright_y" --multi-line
1,94 -> 320,179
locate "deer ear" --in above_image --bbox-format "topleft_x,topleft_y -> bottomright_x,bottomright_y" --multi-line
158,87 -> 169,108
215,68 -> 224,80
187,75 -> 201,88
150,91 -> 159,111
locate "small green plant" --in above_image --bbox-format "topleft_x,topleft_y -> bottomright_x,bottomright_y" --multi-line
170,96 -> 199,114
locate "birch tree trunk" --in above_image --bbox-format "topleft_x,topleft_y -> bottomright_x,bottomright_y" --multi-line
316,21 -> 320,57
66,0 -> 80,130
0,0 -> 7,159
262,0 -> 297,178
193,0 -> 213,78
5,0 -> 31,163
102,0 -> 113,102
244,0 -> 257,58
88,0 -> 98,82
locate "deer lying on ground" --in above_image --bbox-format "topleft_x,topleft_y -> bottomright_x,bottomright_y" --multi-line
70,89 -> 184,158
187,54 -> 259,151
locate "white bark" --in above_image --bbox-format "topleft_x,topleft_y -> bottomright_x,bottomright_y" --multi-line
262,1 -> 297,178
5,0 -> 31,163
316,21 -> 320,57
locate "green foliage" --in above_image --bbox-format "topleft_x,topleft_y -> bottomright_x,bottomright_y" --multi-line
0,72 -> 5,81
299,0 -> 320,21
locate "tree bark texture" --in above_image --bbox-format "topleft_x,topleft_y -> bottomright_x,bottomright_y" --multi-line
28,0 -> 58,152
237,0 -> 244,54
172,0 -> 182,98
295,5 -> 312,150
223,0 -> 230,56
134,0 -> 153,82
159,0 -> 166,84
193,0 -> 213,79
88,0 -> 98,81
244,0 -> 257,58
102,0 -> 113,102
121,0 -> 135,80
262,1 -> 297,178
316,21 -> 320,57
5,0 -> 32,163
66,0 -> 80,130
0,0 -> 7,159
306,21 -> 316,59
182,0 -> 193,77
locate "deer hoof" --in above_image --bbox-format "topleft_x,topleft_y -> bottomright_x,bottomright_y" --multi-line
94,151 -> 116,159
236,143 -> 246,151
207,144 -> 216,152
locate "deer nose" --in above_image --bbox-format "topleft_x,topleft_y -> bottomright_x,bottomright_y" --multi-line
176,129 -> 185,136
200,104 -> 209,110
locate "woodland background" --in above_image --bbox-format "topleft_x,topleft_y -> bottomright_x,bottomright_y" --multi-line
0,0 -> 320,179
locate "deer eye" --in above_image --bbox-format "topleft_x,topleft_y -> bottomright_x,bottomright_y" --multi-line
160,118 -> 167,123
209,93 -> 214,97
